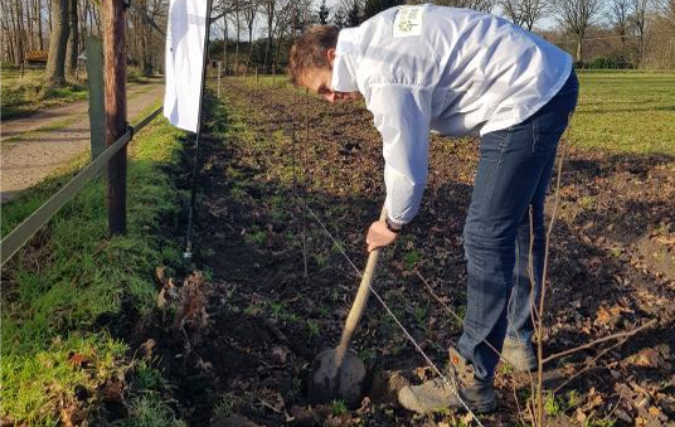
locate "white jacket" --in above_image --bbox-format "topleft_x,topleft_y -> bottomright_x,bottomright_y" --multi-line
331,5 -> 573,225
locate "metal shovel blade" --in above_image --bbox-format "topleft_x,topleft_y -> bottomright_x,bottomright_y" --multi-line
307,206 -> 388,408
308,348 -> 366,407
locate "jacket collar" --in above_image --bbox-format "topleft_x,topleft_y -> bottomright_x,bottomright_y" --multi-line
331,27 -> 361,93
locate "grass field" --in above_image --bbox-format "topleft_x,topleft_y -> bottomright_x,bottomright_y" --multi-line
562,71 -> 675,155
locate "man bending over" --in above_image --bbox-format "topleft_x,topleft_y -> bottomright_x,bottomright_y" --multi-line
289,4 -> 578,414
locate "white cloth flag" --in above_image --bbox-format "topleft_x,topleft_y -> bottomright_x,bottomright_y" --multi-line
164,0 -> 209,132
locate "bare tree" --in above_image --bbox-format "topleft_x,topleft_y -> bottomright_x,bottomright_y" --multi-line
260,0 -> 277,72
213,0 -> 238,72
26,0 -> 34,50
417,0 -> 497,12
630,0 -> 652,67
609,0 -> 632,57
46,0 -> 70,85
243,0 -> 259,70
554,0 -> 604,63
665,0 -> 675,21
66,0 -> 78,78
318,0 -> 331,24
36,0 -> 45,50
336,0 -> 363,26
0,1 -> 15,63
9,0 -> 26,65
501,0 -> 548,30
232,0 -> 242,74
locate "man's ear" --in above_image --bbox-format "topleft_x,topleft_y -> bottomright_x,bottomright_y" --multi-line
327,48 -> 336,67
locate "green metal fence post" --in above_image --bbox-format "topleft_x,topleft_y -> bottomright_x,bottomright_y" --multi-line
86,36 -> 106,160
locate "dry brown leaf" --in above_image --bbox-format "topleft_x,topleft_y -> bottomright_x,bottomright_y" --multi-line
68,353 -> 92,369
596,307 -> 612,325
271,346 -> 289,364
60,406 -> 86,427
101,381 -> 124,404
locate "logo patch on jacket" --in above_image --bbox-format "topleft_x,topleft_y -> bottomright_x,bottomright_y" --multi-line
393,6 -> 423,38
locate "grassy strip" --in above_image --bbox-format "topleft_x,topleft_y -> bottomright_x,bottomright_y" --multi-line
1,116 -> 82,149
1,75 -> 88,120
1,67 -> 158,121
1,115 -> 186,425
1,101 -> 165,235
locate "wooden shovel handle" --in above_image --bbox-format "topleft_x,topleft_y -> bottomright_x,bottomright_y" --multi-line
334,206 -> 388,365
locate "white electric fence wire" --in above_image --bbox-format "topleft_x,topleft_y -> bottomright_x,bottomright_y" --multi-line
301,201 -> 485,427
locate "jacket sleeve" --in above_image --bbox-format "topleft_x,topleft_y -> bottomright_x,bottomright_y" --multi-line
366,83 -> 432,226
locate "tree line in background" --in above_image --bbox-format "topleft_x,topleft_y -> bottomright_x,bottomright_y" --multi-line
1,0 -> 674,87
1,0 -> 167,86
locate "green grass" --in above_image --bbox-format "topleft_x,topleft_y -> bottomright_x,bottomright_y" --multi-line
0,116 -> 185,425
572,71 -> 675,155
0,68 -> 88,120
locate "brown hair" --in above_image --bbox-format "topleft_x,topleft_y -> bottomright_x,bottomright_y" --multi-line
288,25 -> 340,86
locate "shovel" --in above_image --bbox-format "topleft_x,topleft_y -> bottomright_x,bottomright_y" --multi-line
308,206 -> 388,407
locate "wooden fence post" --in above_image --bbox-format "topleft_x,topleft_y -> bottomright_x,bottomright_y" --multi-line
87,36 -> 106,160
103,0 -> 128,235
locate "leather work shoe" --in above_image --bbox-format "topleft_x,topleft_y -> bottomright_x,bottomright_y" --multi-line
398,348 -> 497,414
398,377 -> 497,414
501,337 -> 538,372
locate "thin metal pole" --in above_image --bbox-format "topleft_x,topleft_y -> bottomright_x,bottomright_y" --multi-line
184,0 -> 214,260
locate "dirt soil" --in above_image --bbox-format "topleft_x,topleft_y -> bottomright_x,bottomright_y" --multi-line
133,79 -> 674,427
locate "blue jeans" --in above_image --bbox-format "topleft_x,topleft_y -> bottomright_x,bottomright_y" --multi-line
457,71 -> 579,381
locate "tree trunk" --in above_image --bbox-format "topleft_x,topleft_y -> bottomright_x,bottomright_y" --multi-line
10,0 -> 24,65
273,31 -> 283,73
79,0 -> 88,51
66,0 -> 79,78
17,0 -> 26,64
265,1 -> 274,74
37,0 -> 44,50
1,13 -> 15,63
235,0 -> 240,75
247,25 -> 254,69
27,0 -> 34,51
576,35 -> 583,64
46,0 -> 70,86
47,0 -> 52,31
141,12 -> 152,76
223,19 -> 229,74
92,3 -> 101,35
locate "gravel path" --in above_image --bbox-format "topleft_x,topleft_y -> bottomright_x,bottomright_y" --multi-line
1,81 -> 165,203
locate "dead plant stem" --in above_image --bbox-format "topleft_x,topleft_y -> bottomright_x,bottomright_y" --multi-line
544,318 -> 657,365
536,115 -> 572,427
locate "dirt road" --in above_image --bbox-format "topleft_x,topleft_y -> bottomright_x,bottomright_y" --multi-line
0,80 -> 165,202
